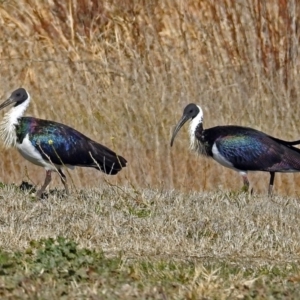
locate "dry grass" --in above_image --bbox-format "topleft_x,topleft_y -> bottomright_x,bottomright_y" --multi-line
0,186 -> 299,298
0,0 -> 300,297
1,185 -> 300,258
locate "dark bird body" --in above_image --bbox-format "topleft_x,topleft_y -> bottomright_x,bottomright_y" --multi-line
0,88 -> 127,199
171,103 -> 300,195
15,117 -> 125,174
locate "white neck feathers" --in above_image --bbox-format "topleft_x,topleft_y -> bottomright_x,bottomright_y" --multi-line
0,93 -> 31,148
189,105 -> 204,153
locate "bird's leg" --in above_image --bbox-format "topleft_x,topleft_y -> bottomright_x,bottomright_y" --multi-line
36,170 -> 52,199
268,172 -> 275,197
58,169 -> 69,195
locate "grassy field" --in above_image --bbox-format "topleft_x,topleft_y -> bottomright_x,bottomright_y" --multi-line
0,0 -> 300,298
0,186 -> 299,298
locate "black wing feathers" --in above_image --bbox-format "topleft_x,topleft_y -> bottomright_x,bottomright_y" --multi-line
205,125 -> 300,172
25,117 -> 127,174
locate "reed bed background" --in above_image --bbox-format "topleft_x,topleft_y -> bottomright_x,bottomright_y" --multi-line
0,0 -> 299,195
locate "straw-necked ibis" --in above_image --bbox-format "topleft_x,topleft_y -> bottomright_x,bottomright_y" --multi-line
0,88 -> 127,199
171,103 -> 300,195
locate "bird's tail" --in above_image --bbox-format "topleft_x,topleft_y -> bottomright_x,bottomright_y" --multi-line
272,136 -> 300,147
89,142 -> 127,175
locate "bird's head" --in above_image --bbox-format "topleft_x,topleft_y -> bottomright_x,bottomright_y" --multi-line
170,103 -> 203,147
0,88 -> 29,110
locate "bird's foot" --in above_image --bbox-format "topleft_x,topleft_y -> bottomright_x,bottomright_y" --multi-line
268,185 -> 274,197
35,190 -> 48,201
34,187 -> 70,201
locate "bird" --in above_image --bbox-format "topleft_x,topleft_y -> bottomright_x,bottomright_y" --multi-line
0,88 -> 127,199
170,103 -> 300,195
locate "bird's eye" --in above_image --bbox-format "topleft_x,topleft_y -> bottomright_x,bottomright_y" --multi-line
16,93 -> 20,96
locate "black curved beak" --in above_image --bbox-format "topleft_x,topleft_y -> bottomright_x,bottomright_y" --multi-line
0,97 -> 15,110
170,114 -> 190,147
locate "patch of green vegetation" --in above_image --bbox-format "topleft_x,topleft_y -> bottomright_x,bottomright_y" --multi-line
0,182 -> 7,189
0,237 -> 125,298
128,207 -> 151,218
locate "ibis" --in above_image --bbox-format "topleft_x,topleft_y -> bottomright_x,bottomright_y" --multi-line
171,103 -> 300,195
0,88 -> 127,199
